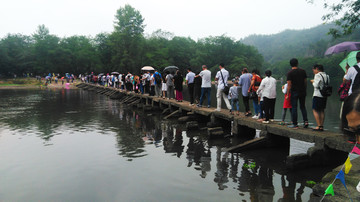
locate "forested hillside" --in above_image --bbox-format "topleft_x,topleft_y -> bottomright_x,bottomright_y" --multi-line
242,23 -> 360,82
242,24 -> 359,63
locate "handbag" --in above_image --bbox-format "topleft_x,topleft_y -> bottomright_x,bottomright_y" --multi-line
219,70 -> 229,95
249,91 -> 257,99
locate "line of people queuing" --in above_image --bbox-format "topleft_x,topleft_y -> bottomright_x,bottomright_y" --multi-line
81,53 -> 360,136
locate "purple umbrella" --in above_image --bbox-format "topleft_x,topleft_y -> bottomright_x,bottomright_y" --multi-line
324,41 -> 360,55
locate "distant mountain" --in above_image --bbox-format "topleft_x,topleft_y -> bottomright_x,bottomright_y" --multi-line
241,23 -> 360,64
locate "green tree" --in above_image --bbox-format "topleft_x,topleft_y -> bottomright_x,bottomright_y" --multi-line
32,25 -> 60,74
308,0 -> 360,37
112,4 -> 146,73
58,36 -> 100,74
0,34 -> 33,76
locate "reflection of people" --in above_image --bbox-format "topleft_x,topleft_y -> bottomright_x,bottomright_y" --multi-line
173,126 -> 184,157
186,137 -> 195,167
214,146 -> 229,190
341,92 -> 360,143
278,175 -> 305,202
257,167 -> 275,202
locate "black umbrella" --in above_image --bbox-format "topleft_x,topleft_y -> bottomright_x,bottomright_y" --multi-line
163,66 -> 179,73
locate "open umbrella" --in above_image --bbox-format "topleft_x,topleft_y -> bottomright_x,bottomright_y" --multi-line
339,51 -> 360,72
141,66 -> 155,71
111,72 -> 120,75
163,66 -> 179,73
324,41 -> 360,55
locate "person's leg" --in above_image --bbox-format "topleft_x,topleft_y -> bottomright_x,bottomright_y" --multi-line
253,96 -> 259,115
231,99 -> 235,114
270,98 -> 276,119
155,85 -> 160,97
216,88 -> 222,110
313,109 -> 321,127
263,97 -> 270,121
299,95 -> 308,123
222,91 -> 231,110
199,88 -> 205,106
179,91 -> 183,101
259,101 -> 264,119
291,92 -> 299,126
206,88 -> 211,107
282,108 -> 287,122
167,86 -> 171,99
243,96 -> 250,113
235,99 -> 240,113
188,83 -> 194,104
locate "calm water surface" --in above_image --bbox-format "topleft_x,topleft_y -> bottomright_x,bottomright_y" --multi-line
0,88 -> 336,201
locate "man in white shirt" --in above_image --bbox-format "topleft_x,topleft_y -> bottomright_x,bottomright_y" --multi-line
186,68 -> 196,105
344,52 -> 360,95
197,65 -> 212,108
215,63 -> 231,111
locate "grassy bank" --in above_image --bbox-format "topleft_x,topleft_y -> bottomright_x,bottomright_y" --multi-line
0,78 -> 78,89
0,78 -> 42,87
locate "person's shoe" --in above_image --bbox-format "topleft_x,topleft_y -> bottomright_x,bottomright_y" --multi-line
252,115 -> 259,119
269,119 -> 275,122
214,108 -> 221,112
197,104 -> 202,108
288,125 -> 299,129
262,120 -> 270,124
245,112 -> 252,117
304,121 -> 309,128
312,126 -> 324,131
207,105 -> 211,108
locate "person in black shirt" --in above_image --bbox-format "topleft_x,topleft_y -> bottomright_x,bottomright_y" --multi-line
286,58 -> 309,128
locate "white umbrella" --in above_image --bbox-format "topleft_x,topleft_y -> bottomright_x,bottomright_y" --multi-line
141,66 -> 155,71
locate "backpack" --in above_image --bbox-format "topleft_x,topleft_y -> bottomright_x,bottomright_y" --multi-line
154,73 -> 162,85
319,73 -> 332,97
352,65 -> 360,92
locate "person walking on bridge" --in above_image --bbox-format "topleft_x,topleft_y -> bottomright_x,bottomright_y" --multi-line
311,64 -> 329,131
215,63 -> 231,111
197,65 -> 212,108
286,58 -> 309,129
186,68 -> 196,106
238,68 -> 252,116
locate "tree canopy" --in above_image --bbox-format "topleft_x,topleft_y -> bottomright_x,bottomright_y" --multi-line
0,5 -> 263,78
308,0 -> 360,37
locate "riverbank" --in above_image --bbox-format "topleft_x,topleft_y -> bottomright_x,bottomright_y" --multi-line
0,78 -> 78,89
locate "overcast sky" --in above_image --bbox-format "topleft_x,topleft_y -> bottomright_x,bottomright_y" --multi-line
0,0 -> 332,40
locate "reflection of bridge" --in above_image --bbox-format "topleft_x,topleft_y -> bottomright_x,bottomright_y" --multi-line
77,83 -> 352,169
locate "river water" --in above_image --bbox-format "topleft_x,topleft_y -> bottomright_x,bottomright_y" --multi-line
0,88 -> 339,201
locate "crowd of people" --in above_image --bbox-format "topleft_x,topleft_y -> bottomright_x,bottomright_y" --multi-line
80,52 -> 360,138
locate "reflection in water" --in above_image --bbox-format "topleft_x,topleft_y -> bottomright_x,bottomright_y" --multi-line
0,89 -> 329,201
